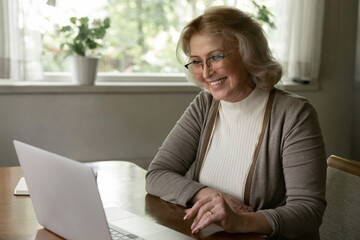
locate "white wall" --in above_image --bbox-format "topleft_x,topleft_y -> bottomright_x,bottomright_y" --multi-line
0,0 -> 359,167
0,91 -> 199,168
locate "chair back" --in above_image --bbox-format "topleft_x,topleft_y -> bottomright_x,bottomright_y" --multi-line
319,155 -> 360,240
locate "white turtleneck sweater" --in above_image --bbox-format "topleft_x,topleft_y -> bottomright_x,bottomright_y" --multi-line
199,87 -> 269,201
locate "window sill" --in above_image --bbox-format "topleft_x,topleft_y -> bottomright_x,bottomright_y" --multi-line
0,81 -> 201,94
0,73 -> 320,94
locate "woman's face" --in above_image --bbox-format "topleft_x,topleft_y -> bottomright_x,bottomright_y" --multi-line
188,32 -> 254,102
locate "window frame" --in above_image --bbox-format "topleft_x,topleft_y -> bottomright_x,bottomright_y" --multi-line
0,72 -> 319,94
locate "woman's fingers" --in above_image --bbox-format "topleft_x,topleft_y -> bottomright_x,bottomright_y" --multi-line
191,194 -> 246,234
187,193 -> 226,233
190,199 -> 215,229
191,200 -> 230,234
185,192 -> 223,220
184,196 -> 211,220
191,209 -> 217,234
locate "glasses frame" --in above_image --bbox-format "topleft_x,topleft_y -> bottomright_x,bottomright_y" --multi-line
184,49 -> 236,74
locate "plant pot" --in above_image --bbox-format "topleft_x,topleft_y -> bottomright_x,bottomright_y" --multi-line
72,56 -> 100,85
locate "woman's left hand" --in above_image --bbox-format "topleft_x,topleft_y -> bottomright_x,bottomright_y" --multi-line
184,193 -> 245,234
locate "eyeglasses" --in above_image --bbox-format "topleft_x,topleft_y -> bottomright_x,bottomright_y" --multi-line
184,49 -> 235,75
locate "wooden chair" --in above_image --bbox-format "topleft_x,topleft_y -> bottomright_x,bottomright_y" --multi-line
319,155 -> 360,240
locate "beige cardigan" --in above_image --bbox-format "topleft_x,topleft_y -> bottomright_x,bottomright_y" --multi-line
146,88 -> 327,240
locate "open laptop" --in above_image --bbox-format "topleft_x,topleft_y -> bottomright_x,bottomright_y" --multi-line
14,140 -> 194,240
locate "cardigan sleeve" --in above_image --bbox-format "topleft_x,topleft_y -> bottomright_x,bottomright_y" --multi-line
145,92 -> 212,207
258,98 -> 327,240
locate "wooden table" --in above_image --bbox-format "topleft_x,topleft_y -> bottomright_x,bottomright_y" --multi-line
0,161 -> 263,240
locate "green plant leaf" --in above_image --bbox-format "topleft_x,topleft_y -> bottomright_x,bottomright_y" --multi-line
86,39 -> 98,49
79,17 -> 89,25
71,41 -> 86,56
103,18 -> 111,28
94,28 -> 106,39
60,25 -> 72,32
70,17 -> 77,24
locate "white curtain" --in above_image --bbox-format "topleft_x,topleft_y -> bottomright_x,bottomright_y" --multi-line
0,0 -> 10,79
270,0 -> 325,82
0,0 -> 43,81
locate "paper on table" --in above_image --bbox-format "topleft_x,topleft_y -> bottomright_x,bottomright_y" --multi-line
14,177 -> 29,196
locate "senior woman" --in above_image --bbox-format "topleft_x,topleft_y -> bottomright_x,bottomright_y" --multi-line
145,6 -> 326,240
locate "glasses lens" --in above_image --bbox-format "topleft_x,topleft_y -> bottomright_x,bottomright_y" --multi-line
208,54 -> 225,70
188,62 -> 202,74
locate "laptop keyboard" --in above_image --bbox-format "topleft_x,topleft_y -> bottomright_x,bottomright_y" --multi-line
109,226 -> 145,240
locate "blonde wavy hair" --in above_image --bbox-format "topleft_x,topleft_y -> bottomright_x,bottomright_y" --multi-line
176,6 -> 282,91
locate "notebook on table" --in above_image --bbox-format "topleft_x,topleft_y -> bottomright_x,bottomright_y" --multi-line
14,140 -> 194,240
14,177 -> 29,196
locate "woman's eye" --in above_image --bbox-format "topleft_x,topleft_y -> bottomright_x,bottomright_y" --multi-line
192,60 -> 203,65
212,54 -> 224,61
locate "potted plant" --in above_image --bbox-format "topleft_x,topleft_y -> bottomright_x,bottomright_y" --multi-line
59,16 -> 110,85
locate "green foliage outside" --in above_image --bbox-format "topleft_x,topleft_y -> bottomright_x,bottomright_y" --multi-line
251,0 -> 275,29
41,0 -> 275,74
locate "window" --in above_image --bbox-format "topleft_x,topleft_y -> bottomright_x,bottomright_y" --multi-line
0,0 -> 324,84
41,0 -> 276,74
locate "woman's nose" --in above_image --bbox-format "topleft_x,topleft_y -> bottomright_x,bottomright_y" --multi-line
202,64 -> 213,78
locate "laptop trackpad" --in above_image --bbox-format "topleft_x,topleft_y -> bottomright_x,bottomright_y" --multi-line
110,217 -> 194,240
111,217 -> 166,236
145,230 -> 194,240
106,207 -> 194,239
105,207 -> 134,221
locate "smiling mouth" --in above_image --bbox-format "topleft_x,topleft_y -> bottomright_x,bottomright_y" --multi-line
210,77 -> 226,86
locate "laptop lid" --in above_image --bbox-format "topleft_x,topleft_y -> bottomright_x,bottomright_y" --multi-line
14,140 -> 112,240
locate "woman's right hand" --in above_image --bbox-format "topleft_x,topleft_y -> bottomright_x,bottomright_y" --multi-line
184,190 -> 270,235
190,187 -> 254,214
184,187 -> 255,233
